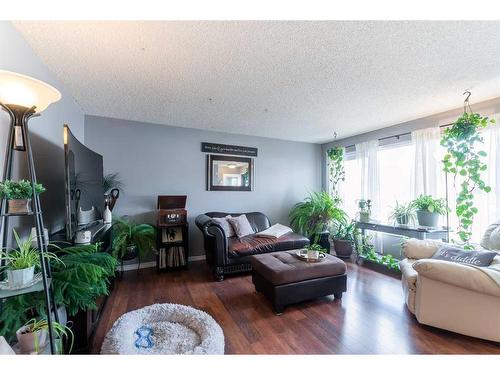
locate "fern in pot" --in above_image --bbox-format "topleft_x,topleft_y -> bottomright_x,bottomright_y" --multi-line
0,229 -> 60,288
412,195 -> 447,227
0,180 -> 45,214
289,191 -> 347,252
112,217 -> 156,260
389,201 -> 416,225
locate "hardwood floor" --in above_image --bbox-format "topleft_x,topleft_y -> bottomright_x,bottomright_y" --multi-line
91,261 -> 500,354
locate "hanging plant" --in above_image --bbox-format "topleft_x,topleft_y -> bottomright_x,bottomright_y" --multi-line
440,94 -> 495,245
327,146 -> 345,197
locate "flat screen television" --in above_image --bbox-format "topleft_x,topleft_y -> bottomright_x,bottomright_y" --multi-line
64,124 -> 104,241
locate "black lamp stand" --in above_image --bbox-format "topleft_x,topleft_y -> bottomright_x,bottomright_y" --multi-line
0,102 -> 59,354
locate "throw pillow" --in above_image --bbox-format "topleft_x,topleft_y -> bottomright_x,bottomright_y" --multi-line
211,215 -> 235,237
228,214 -> 255,238
431,245 -> 497,267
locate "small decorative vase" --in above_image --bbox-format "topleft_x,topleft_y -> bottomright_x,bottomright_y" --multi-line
16,326 -> 47,354
103,203 -> 112,224
7,266 -> 35,288
7,199 -> 32,214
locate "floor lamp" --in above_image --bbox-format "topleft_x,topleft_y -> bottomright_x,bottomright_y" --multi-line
0,70 -> 61,354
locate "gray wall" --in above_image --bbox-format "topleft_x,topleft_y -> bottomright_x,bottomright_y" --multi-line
84,115 -> 322,257
0,21 -> 85,237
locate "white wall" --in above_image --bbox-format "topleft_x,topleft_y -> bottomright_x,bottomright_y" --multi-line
84,115 -> 322,256
0,21 -> 85,236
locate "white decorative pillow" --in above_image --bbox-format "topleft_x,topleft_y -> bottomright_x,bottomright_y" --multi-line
488,225 -> 500,253
480,220 -> 500,250
228,215 -> 255,238
211,215 -> 235,237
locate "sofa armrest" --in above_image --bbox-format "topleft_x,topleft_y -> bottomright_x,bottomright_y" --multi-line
413,259 -> 500,297
401,238 -> 442,260
195,214 -> 229,266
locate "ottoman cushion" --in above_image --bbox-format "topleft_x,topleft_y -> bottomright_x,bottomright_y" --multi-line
251,251 -> 346,285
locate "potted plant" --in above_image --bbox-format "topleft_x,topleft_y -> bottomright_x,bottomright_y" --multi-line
0,179 -> 45,214
389,201 -> 416,225
289,191 -> 347,252
331,220 -> 357,258
16,318 -> 73,354
0,229 -> 60,288
357,199 -> 372,222
305,243 -> 326,260
112,217 -> 156,260
412,195 -> 447,227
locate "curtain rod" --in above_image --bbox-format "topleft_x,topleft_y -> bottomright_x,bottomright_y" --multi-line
342,122 -> 454,150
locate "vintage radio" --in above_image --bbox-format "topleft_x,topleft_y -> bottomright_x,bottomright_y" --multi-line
157,195 -> 187,226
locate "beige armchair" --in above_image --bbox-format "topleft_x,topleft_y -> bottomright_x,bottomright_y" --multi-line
400,222 -> 500,342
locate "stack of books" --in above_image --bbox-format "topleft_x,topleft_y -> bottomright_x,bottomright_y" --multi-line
158,247 -> 187,269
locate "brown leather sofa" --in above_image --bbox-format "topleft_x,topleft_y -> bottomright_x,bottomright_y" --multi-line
195,212 -> 310,281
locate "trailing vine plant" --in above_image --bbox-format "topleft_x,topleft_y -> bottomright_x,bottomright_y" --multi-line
441,94 -> 495,245
327,146 -> 345,197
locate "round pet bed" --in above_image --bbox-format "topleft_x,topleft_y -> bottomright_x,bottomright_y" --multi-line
100,303 -> 224,354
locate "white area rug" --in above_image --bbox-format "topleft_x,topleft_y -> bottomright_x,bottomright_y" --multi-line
100,303 -> 225,354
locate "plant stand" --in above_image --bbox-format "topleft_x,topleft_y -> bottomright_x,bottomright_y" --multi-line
0,104 -> 59,354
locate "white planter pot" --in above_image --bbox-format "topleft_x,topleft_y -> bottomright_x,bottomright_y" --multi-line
7,266 -> 35,288
16,326 -> 48,354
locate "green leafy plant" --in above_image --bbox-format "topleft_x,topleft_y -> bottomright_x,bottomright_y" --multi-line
0,229 -> 61,271
0,180 -> 45,200
305,243 -> 327,253
0,243 -> 117,342
441,111 -> 495,244
389,201 -> 416,225
289,191 -> 347,243
412,195 -> 447,215
355,234 -> 399,271
331,220 -> 358,242
102,172 -> 124,193
111,217 -> 156,259
20,318 -> 74,354
327,147 -> 345,197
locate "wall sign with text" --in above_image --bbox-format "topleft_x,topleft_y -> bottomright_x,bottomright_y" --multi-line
201,142 -> 258,157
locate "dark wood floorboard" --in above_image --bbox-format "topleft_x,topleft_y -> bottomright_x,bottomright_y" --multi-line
90,260 -> 500,354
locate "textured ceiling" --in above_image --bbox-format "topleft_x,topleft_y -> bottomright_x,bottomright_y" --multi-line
13,21 -> 500,143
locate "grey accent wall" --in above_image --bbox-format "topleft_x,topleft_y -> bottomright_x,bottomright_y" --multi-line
0,21 -> 85,237
84,115 -> 322,257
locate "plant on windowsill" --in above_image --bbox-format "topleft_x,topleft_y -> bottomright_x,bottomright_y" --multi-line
441,107 -> 495,246
0,229 -> 61,288
289,191 -> 347,252
389,201 -> 416,225
327,146 -> 345,197
331,220 -> 358,258
16,318 -> 73,354
111,217 -> 156,260
412,195 -> 448,227
0,179 -> 45,214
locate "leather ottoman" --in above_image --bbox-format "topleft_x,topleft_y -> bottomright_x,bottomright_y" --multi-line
251,251 -> 347,314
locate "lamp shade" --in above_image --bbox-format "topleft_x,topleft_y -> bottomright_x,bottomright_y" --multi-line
0,70 -> 61,113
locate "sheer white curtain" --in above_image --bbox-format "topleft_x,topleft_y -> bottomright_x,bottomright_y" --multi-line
411,127 -> 442,199
355,140 -> 381,219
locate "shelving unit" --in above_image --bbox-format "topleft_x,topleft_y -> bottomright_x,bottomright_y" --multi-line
156,196 -> 189,272
0,104 -> 59,354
